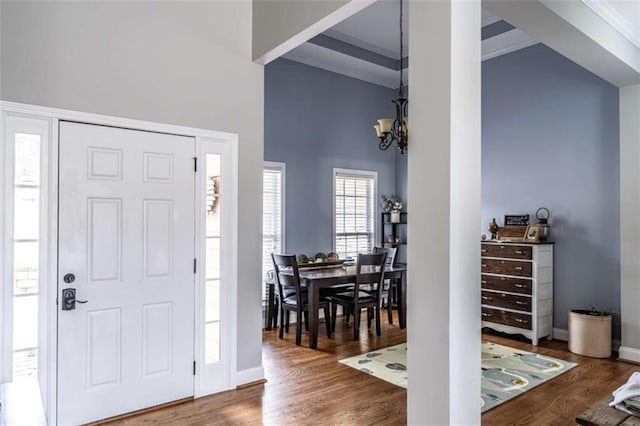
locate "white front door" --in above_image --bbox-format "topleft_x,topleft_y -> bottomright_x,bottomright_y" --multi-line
57,122 -> 196,424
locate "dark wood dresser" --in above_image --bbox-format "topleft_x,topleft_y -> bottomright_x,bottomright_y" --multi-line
481,241 -> 554,345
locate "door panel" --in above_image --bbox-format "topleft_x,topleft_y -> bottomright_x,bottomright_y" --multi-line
58,122 -> 195,425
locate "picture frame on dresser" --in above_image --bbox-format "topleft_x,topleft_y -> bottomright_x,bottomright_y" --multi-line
524,224 -> 541,242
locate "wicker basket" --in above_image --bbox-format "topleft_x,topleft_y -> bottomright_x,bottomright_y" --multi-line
568,309 -> 612,358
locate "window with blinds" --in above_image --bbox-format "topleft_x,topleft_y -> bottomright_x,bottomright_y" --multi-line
262,163 -> 285,286
334,169 -> 376,259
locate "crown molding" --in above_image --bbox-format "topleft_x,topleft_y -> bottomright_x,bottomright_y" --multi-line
282,42 -> 400,89
481,29 -> 539,62
580,0 -> 640,49
282,29 -> 539,88
323,28 -> 401,60
482,13 -> 501,27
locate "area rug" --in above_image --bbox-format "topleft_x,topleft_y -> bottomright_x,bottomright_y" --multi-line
339,341 -> 577,413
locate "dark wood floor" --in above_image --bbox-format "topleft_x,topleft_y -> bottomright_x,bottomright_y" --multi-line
109,314 -> 638,425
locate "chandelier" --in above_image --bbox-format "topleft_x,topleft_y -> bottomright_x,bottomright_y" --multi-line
373,0 -> 408,154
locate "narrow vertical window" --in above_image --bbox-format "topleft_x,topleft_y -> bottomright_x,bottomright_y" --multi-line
205,155 -> 222,364
262,163 -> 284,282
334,169 -> 376,259
13,132 -> 41,379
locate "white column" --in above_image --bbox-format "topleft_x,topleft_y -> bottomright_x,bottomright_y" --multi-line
619,84 -> 640,362
407,0 -> 481,424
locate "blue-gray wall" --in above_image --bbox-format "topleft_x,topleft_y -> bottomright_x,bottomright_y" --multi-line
266,45 -> 621,338
265,58 -> 398,256
482,44 -> 620,337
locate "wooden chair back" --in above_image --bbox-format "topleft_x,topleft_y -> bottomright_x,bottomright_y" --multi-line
271,253 -> 304,306
374,246 -> 397,268
355,252 -> 387,300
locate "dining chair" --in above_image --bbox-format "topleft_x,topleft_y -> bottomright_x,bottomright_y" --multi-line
330,253 -> 387,340
271,253 -> 332,345
374,246 -> 398,324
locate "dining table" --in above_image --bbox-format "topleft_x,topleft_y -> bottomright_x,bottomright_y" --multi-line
276,263 -> 407,349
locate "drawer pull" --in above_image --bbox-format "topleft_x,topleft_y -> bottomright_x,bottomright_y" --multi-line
515,300 -> 527,305
514,283 -> 525,288
481,264 -> 487,268
481,296 -> 493,301
515,266 -> 523,270
515,250 -> 523,254
481,280 -> 487,284
482,312 -> 492,318
481,249 -> 487,253
514,318 -> 528,324
501,277 -> 506,281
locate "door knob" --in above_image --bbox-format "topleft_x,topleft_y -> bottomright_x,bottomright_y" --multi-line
61,288 -> 88,311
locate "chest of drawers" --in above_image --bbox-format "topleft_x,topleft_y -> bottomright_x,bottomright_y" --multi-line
481,242 -> 554,345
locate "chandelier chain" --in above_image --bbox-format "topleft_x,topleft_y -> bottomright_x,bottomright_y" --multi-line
399,0 -> 404,97
373,0 -> 408,154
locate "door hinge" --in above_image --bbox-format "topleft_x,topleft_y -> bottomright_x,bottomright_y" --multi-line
193,258 -> 197,274
193,361 -> 196,375
193,157 -> 198,172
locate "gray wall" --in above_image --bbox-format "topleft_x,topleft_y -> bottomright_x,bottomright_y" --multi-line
2,1 -> 264,374
482,44 -> 620,337
264,58 -> 398,256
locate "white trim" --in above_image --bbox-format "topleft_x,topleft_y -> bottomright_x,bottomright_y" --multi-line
553,327 -> 569,341
323,29 -> 400,60
254,0 -> 376,65
194,137 -> 239,397
1,101 -> 240,422
46,118 -> 59,424
580,0 -> 640,49
1,112 -> 54,421
284,29 -> 538,90
332,168 -> 378,256
235,366 -> 265,387
554,327 -> 621,352
1,114 -> 51,388
482,13 -> 501,28
0,113 -> 3,383
0,114 -> 12,384
283,42 -> 400,89
481,28 -> 539,62
0,101 -> 234,141
619,346 -> 640,363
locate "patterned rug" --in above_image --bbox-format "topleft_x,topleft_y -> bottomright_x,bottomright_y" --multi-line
339,341 -> 577,413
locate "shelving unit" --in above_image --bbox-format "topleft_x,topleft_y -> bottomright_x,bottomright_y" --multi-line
380,211 -> 407,247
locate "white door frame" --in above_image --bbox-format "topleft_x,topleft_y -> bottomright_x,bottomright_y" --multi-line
1,112 -> 53,388
0,101 -> 239,423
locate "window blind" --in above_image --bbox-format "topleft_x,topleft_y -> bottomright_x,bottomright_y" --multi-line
262,166 -> 283,290
334,171 -> 375,259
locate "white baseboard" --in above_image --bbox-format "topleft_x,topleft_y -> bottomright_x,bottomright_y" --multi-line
553,327 -> 621,351
236,366 -> 265,387
553,328 -> 569,341
619,346 -> 640,363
